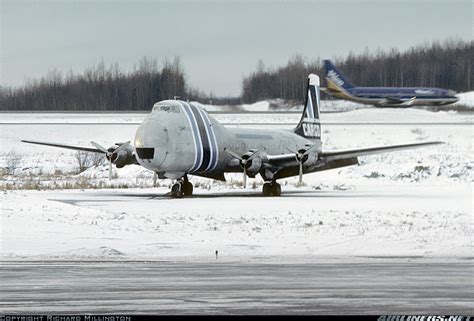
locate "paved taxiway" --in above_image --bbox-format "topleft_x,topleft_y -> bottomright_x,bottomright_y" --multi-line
1,260 -> 473,314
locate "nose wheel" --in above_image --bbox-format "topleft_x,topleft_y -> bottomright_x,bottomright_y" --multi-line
170,176 -> 193,198
262,181 -> 281,197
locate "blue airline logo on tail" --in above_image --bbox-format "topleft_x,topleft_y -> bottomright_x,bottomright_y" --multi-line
327,69 -> 345,87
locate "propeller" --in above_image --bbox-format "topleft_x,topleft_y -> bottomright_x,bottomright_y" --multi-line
286,144 -> 318,186
91,141 -> 131,180
225,148 -> 261,188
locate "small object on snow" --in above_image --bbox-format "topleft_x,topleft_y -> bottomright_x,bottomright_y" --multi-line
215,250 -> 218,259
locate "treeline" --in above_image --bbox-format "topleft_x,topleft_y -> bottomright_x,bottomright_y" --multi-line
0,57 -> 190,111
1,38 -> 472,110
242,39 -> 473,103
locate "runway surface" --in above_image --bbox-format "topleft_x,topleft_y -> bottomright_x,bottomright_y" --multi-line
1,260 -> 473,314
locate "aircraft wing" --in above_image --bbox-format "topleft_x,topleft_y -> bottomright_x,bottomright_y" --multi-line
267,141 -> 442,166
21,140 -> 105,154
268,141 -> 442,180
319,141 -> 443,161
379,96 -> 416,107
266,153 -> 297,166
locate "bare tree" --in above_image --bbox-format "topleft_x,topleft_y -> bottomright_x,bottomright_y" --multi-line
75,151 -> 104,173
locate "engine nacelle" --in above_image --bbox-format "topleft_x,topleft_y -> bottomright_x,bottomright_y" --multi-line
303,152 -> 317,167
111,145 -> 136,168
244,156 -> 262,177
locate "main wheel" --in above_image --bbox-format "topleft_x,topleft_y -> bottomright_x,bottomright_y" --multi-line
262,183 -> 272,196
182,181 -> 193,196
171,183 -> 184,198
271,182 -> 281,196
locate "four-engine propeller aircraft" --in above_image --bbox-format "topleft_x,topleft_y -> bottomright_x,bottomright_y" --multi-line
323,60 -> 459,107
22,74 -> 442,198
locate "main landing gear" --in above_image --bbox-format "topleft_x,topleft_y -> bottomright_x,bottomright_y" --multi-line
170,175 -> 193,198
262,181 -> 281,197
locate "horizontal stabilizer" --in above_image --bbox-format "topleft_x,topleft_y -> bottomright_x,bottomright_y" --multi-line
320,141 -> 443,161
21,140 -> 105,154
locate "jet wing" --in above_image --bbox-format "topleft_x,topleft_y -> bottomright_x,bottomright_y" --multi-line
379,96 -> 416,107
320,141 -> 443,161
21,140 -> 105,154
383,97 -> 404,104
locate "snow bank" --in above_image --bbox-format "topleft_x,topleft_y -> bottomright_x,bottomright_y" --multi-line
454,91 -> 474,108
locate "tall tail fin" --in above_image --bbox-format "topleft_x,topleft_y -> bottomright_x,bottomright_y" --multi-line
324,60 -> 354,91
294,74 -> 322,140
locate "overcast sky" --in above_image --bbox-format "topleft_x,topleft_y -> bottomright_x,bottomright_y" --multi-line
1,0 -> 472,96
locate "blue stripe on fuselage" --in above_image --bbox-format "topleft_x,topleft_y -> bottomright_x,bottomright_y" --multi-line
348,87 -> 454,99
180,102 -> 203,172
199,107 -> 219,171
194,104 -> 216,172
187,103 -> 211,173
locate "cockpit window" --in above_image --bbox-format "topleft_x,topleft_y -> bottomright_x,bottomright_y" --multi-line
152,104 -> 181,113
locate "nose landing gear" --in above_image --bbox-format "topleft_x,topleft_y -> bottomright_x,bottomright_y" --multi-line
170,175 -> 193,198
262,181 -> 281,197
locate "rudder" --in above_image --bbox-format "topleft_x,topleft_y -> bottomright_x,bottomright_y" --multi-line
294,74 -> 322,140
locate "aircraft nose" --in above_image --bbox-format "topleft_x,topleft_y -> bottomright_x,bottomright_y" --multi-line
135,118 -> 158,148
134,119 -> 157,160
134,117 -> 168,168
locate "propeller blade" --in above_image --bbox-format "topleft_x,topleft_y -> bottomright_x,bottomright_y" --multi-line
224,148 -> 243,161
247,149 -> 262,160
302,144 -> 317,156
91,141 -> 108,153
298,160 -> 303,185
243,167 -> 247,189
109,161 -> 113,180
114,141 -> 131,153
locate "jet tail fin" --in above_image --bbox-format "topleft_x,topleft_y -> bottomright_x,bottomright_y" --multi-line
294,74 -> 322,140
324,60 -> 354,91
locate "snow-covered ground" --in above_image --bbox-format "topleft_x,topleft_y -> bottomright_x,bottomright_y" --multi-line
1,182 -> 472,261
454,91 -> 474,108
0,107 -> 472,260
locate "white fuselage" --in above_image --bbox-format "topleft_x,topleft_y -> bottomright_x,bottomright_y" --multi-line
133,100 -> 317,179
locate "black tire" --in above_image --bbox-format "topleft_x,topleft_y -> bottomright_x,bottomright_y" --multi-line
262,183 -> 272,196
271,183 -> 281,196
171,183 -> 183,198
183,181 -> 193,196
